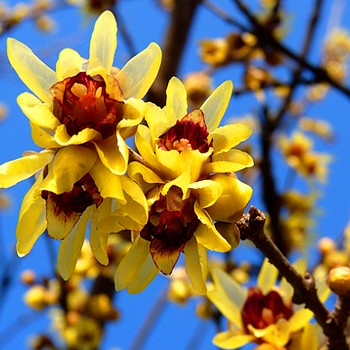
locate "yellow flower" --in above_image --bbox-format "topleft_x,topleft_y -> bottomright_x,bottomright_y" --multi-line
207,259 -> 329,349
0,11 -> 158,279
114,77 -> 253,295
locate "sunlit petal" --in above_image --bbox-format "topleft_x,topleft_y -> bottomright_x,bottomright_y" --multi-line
116,42 -> 162,99
200,80 -> 233,132
211,124 -> 252,154
257,258 -> 279,294
166,77 -> 188,123
17,92 -> 59,129
40,146 -> 97,194
56,48 -> 83,80
94,132 -> 128,175
115,235 -> 150,291
16,173 -> 46,256
57,208 -> 92,280
7,38 -> 56,103
88,10 -> 117,73
0,150 -> 55,188
213,331 -> 253,349
184,236 -> 207,294
189,179 -> 223,208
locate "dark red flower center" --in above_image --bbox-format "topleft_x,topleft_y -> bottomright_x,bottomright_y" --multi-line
41,173 -> 103,217
157,109 -> 212,153
140,186 -> 199,273
51,72 -> 123,138
241,287 -> 293,332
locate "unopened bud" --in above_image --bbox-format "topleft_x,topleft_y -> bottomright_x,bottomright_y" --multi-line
327,266 -> 350,296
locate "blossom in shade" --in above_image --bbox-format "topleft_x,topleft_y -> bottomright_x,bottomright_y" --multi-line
207,259 -> 329,349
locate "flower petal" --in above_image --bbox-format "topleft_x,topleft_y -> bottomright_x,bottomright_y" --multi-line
89,159 -> 125,203
16,173 -> 46,256
56,48 -> 83,81
0,150 -> 55,188
257,258 -> 279,294
88,10 -> 117,73
213,331 -> 253,349
17,92 -> 59,130
57,208 -> 92,280
289,309 -> 314,333
114,235 -> 151,291
200,80 -> 233,132
184,236 -> 207,295
127,255 -> 158,294
213,331 -> 254,349
94,132 -> 128,175
54,125 -> 101,146
194,201 -> 231,252
89,203 -> 110,265
211,124 -> 252,154
116,42 -> 162,99
40,146 -> 97,194
189,179 -> 223,208
166,77 -> 188,123
31,122 -> 60,148
7,38 -> 56,103
215,222 -> 240,249
208,268 -> 246,326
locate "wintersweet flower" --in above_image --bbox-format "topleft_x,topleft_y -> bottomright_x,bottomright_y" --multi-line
0,10 -> 159,277
114,77 -> 253,294
207,259 -> 329,349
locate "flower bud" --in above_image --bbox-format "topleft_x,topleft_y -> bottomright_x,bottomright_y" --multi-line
327,266 -> 350,296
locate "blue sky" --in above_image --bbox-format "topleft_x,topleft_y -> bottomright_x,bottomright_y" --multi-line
0,0 -> 350,349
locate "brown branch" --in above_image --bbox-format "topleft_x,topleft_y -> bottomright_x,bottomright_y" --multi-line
147,0 -> 202,106
232,0 -> 350,99
238,206 -> 349,350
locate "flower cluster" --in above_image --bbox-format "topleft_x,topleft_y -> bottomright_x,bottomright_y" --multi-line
0,11 -> 253,294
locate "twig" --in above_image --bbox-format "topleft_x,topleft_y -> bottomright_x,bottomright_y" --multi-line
238,206 -> 349,350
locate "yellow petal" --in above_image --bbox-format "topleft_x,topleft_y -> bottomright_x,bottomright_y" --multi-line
213,331 -> 253,349
30,122 -> 60,149
16,173 -> 46,256
116,42 -> 162,99
40,146 -> 97,194
211,124 -> 252,154
127,254 -> 158,293
161,172 -> 190,199
184,236 -> 207,295
54,125 -> 101,146
194,201 -> 231,252
189,179 -> 223,208
57,208 -> 92,280
0,150 -> 55,188
200,80 -> 233,132
208,268 -> 246,326
89,159 -> 125,203
7,38 -> 56,103
94,133 -> 128,175
166,77 -> 188,123
128,161 -> 164,193
89,202 -> 110,265
257,258 -> 279,294
215,222 -> 240,249
144,102 -> 169,138
45,191 -> 82,240
88,10 -> 117,73
249,319 -> 290,347
114,235 -> 150,291
56,48 -> 83,81
289,309 -> 314,333
206,174 -> 253,222
17,92 -> 59,130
